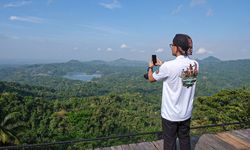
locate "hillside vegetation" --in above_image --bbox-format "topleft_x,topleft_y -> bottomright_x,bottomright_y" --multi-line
0,57 -> 250,148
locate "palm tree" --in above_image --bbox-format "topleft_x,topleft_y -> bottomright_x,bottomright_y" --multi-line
0,112 -> 26,145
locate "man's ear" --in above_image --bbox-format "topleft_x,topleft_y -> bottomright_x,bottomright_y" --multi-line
188,48 -> 192,55
176,46 -> 181,53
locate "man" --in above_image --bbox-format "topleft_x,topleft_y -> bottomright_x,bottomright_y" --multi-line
148,34 -> 198,150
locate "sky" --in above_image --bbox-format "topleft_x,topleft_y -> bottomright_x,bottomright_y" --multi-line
0,0 -> 250,63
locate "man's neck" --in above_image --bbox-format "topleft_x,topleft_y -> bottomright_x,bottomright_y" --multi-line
176,54 -> 181,57
175,53 -> 182,57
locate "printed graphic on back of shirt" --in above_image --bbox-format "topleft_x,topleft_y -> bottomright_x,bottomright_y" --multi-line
180,62 -> 198,88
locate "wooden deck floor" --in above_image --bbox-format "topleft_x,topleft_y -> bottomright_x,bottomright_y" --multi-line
195,128 -> 250,150
95,128 -> 250,150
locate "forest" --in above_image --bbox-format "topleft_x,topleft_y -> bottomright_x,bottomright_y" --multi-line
0,56 -> 250,149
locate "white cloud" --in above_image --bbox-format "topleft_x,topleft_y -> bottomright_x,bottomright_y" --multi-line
190,0 -> 206,7
171,4 -> 183,15
106,48 -> 112,51
120,44 -> 128,48
155,48 -> 164,53
97,48 -> 102,51
99,0 -> 121,10
196,48 -> 212,54
3,1 -> 31,8
206,8 -> 213,16
9,16 -> 43,23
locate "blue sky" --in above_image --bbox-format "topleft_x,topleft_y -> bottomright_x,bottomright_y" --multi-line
0,0 -> 250,63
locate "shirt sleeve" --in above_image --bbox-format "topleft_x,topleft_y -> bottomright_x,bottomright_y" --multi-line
152,63 -> 169,81
196,60 -> 199,71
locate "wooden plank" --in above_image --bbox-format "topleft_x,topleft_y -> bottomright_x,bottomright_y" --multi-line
121,144 -> 132,150
216,132 -> 250,149
152,140 -> 163,150
231,129 -> 250,143
110,145 -> 123,150
239,128 -> 250,135
137,142 -> 158,150
195,134 -> 236,150
129,143 -> 143,150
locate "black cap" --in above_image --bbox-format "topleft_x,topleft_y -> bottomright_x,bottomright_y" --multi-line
173,34 -> 189,52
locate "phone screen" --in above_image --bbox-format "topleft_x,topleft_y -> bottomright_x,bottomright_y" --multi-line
152,55 -> 157,65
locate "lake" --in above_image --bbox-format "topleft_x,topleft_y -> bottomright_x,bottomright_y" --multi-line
63,72 -> 101,81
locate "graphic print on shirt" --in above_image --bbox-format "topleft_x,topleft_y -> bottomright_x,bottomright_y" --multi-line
180,62 -> 198,88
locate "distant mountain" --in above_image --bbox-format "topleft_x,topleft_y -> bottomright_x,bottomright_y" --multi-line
86,60 -> 106,65
0,57 -> 250,97
201,56 -> 221,63
108,58 -> 146,66
66,58 -> 146,67
66,59 -> 82,64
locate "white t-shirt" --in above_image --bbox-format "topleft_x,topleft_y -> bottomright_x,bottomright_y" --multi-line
153,55 -> 199,121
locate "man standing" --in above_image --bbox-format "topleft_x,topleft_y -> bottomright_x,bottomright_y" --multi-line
148,34 -> 199,150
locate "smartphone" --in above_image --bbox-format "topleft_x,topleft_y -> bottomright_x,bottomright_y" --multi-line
152,55 -> 157,65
